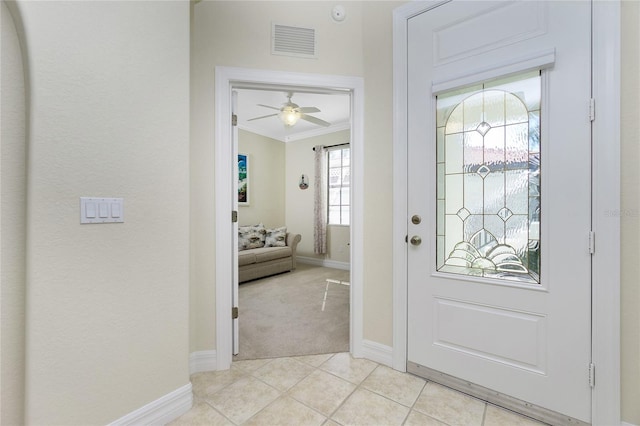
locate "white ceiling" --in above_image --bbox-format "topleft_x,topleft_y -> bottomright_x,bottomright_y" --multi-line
236,88 -> 351,143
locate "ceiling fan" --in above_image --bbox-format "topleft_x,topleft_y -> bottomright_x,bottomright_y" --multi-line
247,92 -> 331,128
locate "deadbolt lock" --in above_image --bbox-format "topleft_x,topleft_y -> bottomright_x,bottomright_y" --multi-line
411,215 -> 422,225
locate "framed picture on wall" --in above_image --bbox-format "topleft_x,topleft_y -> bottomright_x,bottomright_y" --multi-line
238,153 -> 249,206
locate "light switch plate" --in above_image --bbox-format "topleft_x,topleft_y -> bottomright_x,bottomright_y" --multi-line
80,197 -> 124,224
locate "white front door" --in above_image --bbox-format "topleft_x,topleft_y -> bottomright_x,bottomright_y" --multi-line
407,1 -> 592,422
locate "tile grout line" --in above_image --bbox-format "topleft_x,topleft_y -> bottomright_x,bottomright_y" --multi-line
240,354 -> 340,425
400,379 -> 428,426
285,353 -> 357,423
197,377 -> 250,426
245,358 -> 322,423
200,397 -> 240,426
481,401 -> 488,426
323,363 -> 379,423
412,380 -> 488,426
356,370 -> 457,426
316,358 -> 439,425
193,358 -> 279,426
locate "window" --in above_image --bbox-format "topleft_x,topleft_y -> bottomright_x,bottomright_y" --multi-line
436,71 -> 541,284
327,147 -> 350,225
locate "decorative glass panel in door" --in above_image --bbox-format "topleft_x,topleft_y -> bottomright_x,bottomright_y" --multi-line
436,71 -> 541,284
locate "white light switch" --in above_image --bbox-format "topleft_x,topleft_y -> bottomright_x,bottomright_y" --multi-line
85,202 -> 96,218
98,203 -> 109,218
111,203 -> 121,218
81,197 -> 124,224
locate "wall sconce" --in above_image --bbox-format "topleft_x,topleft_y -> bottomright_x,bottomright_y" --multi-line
299,174 -> 309,190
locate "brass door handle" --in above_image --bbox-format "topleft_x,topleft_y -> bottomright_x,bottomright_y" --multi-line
410,236 -> 422,246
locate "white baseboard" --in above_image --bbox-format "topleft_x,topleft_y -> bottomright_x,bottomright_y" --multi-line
297,256 -> 350,271
189,350 -> 217,374
360,339 -> 393,368
108,383 -> 192,426
622,422 -> 639,426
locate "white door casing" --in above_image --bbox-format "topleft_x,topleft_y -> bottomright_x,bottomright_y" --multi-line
395,2 -> 608,421
232,90 -> 239,356
214,67 -> 365,369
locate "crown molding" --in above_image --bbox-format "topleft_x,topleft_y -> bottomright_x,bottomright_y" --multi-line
238,120 -> 351,143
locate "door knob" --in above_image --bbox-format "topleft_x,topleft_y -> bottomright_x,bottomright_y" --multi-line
410,236 -> 422,246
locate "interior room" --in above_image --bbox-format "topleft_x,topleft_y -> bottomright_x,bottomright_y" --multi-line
234,88 -> 352,360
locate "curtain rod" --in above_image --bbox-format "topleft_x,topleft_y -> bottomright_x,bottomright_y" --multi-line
312,143 -> 350,151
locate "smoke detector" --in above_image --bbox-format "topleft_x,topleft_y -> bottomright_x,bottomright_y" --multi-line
331,5 -> 346,23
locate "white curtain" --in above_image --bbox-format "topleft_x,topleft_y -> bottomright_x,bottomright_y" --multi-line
314,145 -> 328,254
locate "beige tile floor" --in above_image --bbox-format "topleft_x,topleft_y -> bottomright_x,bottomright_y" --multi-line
170,352 -> 547,426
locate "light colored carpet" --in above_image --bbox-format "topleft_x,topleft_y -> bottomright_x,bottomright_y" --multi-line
235,263 -> 350,360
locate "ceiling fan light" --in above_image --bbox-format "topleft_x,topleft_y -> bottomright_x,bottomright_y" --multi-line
279,107 -> 301,127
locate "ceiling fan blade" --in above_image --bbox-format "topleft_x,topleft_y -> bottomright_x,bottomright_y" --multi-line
300,114 -> 331,127
247,113 -> 278,122
257,104 -> 281,111
297,106 -> 320,113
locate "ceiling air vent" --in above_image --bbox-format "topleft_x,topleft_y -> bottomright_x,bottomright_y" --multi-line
272,23 -> 317,59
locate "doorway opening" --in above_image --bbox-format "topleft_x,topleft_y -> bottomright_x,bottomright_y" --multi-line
214,67 -> 365,370
234,86 -> 352,360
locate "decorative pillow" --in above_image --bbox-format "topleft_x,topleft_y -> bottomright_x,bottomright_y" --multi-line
265,226 -> 287,247
238,224 -> 266,250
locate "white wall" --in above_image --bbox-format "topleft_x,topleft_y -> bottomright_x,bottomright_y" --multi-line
285,130 -> 351,262
1,2 -> 27,424
237,130 -> 285,228
13,1 -> 191,423
621,1 -> 640,423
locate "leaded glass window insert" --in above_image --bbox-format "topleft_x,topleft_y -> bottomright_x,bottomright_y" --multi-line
436,71 -> 541,284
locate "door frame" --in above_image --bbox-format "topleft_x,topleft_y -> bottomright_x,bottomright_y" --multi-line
391,2 -> 621,425
214,66 -> 365,370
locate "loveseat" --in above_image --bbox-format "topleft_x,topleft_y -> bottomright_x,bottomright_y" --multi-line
238,224 -> 301,283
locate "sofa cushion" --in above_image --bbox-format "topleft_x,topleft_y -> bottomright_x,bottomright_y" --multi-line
238,251 -> 257,266
265,226 -> 287,247
252,246 -> 292,263
238,224 -> 266,250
